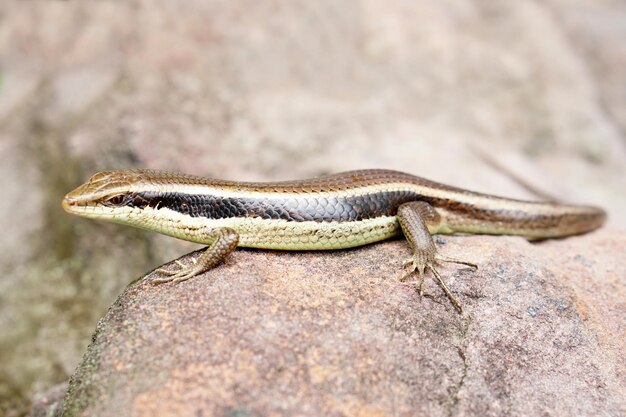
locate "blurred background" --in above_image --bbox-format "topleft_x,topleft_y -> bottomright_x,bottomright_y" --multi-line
0,1 -> 625,416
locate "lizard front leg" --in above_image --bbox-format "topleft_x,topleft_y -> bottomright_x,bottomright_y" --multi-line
153,227 -> 239,283
397,201 -> 477,313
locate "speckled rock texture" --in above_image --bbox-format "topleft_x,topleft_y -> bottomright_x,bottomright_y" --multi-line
60,230 -> 624,417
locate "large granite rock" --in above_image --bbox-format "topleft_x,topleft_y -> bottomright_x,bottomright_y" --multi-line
58,230 -> 624,417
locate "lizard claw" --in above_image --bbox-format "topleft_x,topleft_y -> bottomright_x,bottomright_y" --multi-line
434,254 -> 477,269
153,258 -> 203,283
401,257 -> 427,296
401,252 -> 474,313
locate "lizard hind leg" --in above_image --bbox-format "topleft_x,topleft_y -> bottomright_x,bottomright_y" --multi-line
397,202 -> 477,313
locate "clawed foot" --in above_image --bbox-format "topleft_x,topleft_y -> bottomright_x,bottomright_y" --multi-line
152,227 -> 239,284
401,254 -> 477,313
153,258 -> 201,284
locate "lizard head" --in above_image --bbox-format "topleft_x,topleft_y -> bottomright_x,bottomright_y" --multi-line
61,170 -> 143,220
62,169 -> 213,225
62,169 -> 220,241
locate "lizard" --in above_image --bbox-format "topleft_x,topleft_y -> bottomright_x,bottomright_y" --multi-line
62,169 -> 606,312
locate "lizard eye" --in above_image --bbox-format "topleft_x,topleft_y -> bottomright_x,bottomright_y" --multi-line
106,194 -> 127,206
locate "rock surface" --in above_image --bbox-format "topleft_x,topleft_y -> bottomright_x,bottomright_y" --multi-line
60,230 -> 625,417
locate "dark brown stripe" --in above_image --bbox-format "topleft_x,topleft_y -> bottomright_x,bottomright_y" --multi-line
128,190 -> 423,222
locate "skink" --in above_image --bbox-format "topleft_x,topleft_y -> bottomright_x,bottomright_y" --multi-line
62,169 -> 606,312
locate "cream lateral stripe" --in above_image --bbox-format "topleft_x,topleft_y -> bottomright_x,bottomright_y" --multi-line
126,182 -> 420,198
77,205 -> 403,250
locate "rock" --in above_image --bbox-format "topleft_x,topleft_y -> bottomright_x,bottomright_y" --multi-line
60,230 -> 625,417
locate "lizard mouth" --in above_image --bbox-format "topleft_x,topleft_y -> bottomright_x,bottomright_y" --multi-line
61,194 -> 73,212
62,189 -> 84,213
61,181 -> 94,214
61,192 -> 97,217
